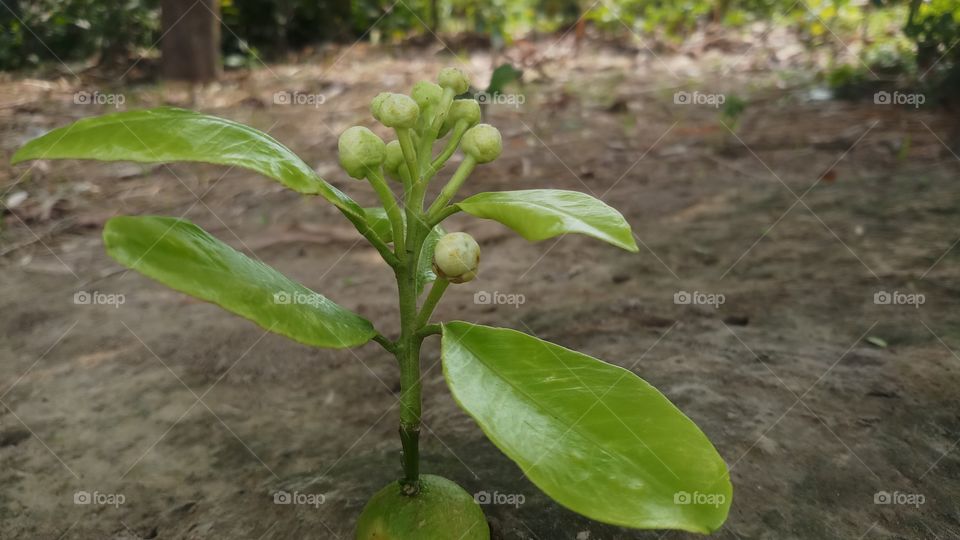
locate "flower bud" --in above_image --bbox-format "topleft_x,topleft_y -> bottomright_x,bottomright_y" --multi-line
461,124 -> 502,164
433,232 -> 480,283
373,93 -> 419,129
438,67 -> 469,94
384,140 -> 405,181
338,126 -> 386,179
411,81 -> 443,111
370,92 -> 390,120
438,99 -> 481,138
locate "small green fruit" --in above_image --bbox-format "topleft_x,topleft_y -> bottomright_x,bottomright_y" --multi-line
338,126 -> 386,179
439,99 -> 481,138
438,67 -> 470,94
374,93 -> 420,129
461,124 -> 502,164
356,475 -> 489,540
434,232 -> 480,284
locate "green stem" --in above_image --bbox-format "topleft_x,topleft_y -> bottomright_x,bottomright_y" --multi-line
366,169 -> 405,256
427,155 -> 476,217
397,128 -> 420,190
416,278 -> 449,328
394,180 -> 430,494
416,324 -> 441,339
373,333 -> 396,353
429,205 -> 462,227
340,208 -> 399,268
425,120 -> 468,181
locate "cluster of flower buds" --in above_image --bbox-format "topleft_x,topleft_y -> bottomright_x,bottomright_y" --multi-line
336,67 -> 503,284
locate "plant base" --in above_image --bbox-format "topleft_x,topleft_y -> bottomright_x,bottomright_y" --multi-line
356,474 -> 489,540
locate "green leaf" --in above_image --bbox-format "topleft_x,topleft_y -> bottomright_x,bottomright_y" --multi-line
441,322 -> 731,533
12,107 -> 363,220
417,223 -> 446,295
454,189 -> 638,252
104,216 -> 376,349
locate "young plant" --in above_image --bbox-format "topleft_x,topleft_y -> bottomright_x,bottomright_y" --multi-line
13,67 -> 731,537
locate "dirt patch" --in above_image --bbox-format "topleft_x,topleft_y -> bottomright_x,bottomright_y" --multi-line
2,39 -> 959,539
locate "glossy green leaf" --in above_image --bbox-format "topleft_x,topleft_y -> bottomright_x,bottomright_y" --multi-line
441,322 -> 731,533
12,107 -> 364,219
104,216 -> 376,348
417,223 -> 446,295
455,189 -> 638,252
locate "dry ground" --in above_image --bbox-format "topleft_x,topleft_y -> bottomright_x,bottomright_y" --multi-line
1,38 -> 959,539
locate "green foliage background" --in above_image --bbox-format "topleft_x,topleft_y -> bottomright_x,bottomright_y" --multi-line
0,0 -> 957,92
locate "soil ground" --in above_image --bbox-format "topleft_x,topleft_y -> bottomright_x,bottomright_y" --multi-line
1,37 -> 959,539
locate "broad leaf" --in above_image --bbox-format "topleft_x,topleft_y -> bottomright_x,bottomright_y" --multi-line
13,107 -> 363,219
104,216 -> 376,348
441,322 -> 731,533
455,189 -> 638,252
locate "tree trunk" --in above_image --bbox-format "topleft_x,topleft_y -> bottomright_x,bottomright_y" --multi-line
160,0 -> 221,83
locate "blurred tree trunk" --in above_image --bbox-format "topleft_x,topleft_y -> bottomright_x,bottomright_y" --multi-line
160,0 -> 221,83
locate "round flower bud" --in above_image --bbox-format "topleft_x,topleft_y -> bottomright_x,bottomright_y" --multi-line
411,81 -> 443,111
433,232 -> 480,283
438,67 -> 469,94
438,99 -> 481,138
374,93 -> 419,129
338,126 -> 386,179
384,140 -> 405,181
461,124 -> 502,164
370,92 -> 390,119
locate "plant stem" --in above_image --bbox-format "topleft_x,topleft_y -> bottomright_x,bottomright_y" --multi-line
416,278 -> 449,328
416,324 -> 442,339
366,169 -> 405,256
393,128 -> 431,494
395,221 -> 427,494
427,155 -> 476,216
425,120 -> 468,181
428,205 -> 461,227
340,208 -> 399,268
373,333 -> 396,353
397,128 -> 420,201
